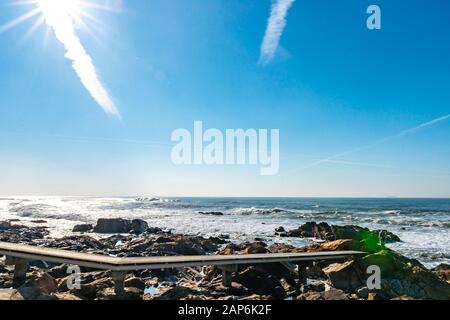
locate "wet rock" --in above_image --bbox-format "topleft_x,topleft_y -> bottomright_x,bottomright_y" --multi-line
0,221 -> 12,231
0,221 -> 49,243
72,224 -> 93,233
147,285 -> 210,300
284,222 -> 401,247
30,220 -> 47,224
275,226 -> 285,233
198,212 -> 224,216
131,219 -> 149,234
94,218 -> 132,234
44,235 -> 106,252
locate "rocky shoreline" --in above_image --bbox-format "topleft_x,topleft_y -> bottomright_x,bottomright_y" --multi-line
0,219 -> 449,300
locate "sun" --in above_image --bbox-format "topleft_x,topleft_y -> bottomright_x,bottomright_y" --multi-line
37,0 -> 83,18
0,0 -> 115,39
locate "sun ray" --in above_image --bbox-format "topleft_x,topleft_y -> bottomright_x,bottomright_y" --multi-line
0,7 -> 41,34
20,14 -> 45,43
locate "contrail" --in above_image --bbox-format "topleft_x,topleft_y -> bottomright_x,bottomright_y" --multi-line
296,113 -> 450,171
38,0 -> 120,117
259,0 -> 295,65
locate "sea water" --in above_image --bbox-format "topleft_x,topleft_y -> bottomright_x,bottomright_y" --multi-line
0,196 -> 448,268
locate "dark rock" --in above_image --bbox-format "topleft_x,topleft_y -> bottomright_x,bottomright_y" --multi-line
275,226 -> 285,233
0,221 -> 49,243
198,212 -> 224,216
49,264 -> 69,279
284,222 -> 401,248
0,221 -> 12,231
124,277 -> 146,290
72,224 -> 93,233
94,218 -> 132,234
233,267 -> 286,299
131,219 -> 149,234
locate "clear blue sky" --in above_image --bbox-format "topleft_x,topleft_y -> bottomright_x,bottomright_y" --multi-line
0,0 -> 449,197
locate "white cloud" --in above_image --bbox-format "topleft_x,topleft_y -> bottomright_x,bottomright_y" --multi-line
259,0 -> 295,65
38,0 -> 120,117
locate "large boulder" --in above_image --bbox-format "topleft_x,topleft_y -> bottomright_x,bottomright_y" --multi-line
323,249 -> 450,300
284,222 -> 401,251
72,224 -> 93,233
131,219 -> 149,234
94,218 -> 132,234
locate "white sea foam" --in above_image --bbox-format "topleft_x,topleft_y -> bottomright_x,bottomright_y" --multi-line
0,196 -> 448,267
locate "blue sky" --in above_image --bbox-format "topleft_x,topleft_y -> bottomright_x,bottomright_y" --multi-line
0,0 -> 449,197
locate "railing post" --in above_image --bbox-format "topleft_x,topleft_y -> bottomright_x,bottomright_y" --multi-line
111,271 -> 126,296
5,256 -> 29,287
219,265 -> 238,287
297,263 -> 307,286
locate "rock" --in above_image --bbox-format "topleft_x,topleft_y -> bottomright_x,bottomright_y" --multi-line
356,286 -> 369,299
198,212 -> 224,216
350,250 -> 450,300
285,222 -> 401,248
94,218 -> 132,234
49,264 -> 69,279
11,286 -> 57,300
240,294 -> 273,300
306,280 -> 326,292
242,242 -> 269,254
25,272 -> 57,294
44,235 -> 105,252
323,260 -> 364,291
275,227 -> 285,233
0,289 -> 16,300
124,277 -> 146,291
72,224 -> 93,233
0,221 -> 12,231
233,267 -> 286,299
29,260 -> 49,269
70,284 -> 97,300
30,220 -> 47,224
297,291 -> 323,300
322,288 -> 349,300
0,221 -> 49,242
97,287 -> 142,300
131,219 -> 149,234
306,264 -> 326,279
52,293 -> 82,300
432,263 -> 450,282
148,285 -> 210,300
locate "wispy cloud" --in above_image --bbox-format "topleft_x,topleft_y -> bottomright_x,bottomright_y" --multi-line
296,113 -> 450,171
38,0 -> 120,117
259,0 -> 295,65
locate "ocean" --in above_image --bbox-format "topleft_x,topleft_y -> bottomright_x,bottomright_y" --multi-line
1,196 -> 449,268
